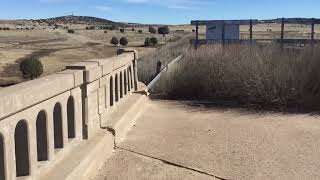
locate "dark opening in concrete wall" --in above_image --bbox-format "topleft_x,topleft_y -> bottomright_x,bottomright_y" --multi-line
127,68 -> 131,92
36,111 -> 48,161
132,61 -> 137,90
124,70 -> 127,95
67,97 -> 75,138
110,76 -> 114,106
120,72 -> 123,99
53,103 -> 63,148
0,133 -> 5,180
15,120 -> 30,177
129,66 -> 133,89
115,74 -> 119,102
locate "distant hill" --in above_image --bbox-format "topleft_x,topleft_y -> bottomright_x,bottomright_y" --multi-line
260,18 -> 320,24
38,15 -> 126,26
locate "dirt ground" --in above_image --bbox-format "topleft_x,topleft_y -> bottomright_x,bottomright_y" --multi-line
0,26 -> 186,86
93,100 -> 320,180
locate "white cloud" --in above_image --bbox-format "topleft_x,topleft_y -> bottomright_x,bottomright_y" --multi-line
124,0 -> 212,10
95,5 -> 113,12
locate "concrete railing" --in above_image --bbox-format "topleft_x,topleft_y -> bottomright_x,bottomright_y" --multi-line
0,49 -> 138,180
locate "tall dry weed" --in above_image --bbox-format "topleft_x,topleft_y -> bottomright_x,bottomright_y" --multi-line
156,44 -> 320,111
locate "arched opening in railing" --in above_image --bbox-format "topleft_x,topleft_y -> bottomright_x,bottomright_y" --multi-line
53,103 -> 63,149
110,76 -> 114,106
129,66 -> 133,89
120,72 -> 123,99
127,68 -> 131,92
0,133 -> 5,180
36,111 -> 48,161
67,96 -> 75,139
15,120 -> 30,177
115,74 -> 119,102
124,70 -> 127,95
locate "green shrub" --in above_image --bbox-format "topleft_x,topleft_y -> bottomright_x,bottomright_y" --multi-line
20,58 -> 43,80
110,37 -> 119,46
120,28 -> 125,33
120,37 -> 128,46
138,30 -> 143,34
68,29 -> 75,34
150,37 -> 158,45
149,26 -> 157,34
158,26 -> 169,37
144,37 -> 152,47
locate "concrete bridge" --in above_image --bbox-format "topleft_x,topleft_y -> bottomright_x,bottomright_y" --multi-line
1,49 -> 320,180
0,49 -> 148,180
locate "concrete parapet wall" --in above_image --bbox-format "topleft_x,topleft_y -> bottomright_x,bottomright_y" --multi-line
0,49 -> 140,180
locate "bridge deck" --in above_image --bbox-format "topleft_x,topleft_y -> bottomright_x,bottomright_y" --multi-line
93,100 -> 320,180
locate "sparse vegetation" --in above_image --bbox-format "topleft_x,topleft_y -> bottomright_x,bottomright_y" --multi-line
149,26 -> 157,34
158,26 -> 169,37
138,30 -> 143,34
144,37 -> 152,47
68,29 -> 75,34
120,37 -> 128,46
150,37 -> 158,45
110,25 -> 118,30
20,58 -> 43,80
139,36 -> 191,83
120,28 -> 125,33
110,37 -> 119,46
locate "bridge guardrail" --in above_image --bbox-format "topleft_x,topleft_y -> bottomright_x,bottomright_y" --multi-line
147,44 -> 190,91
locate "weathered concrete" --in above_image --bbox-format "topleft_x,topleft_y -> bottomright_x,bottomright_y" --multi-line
0,48 -> 141,180
93,100 -> 320,180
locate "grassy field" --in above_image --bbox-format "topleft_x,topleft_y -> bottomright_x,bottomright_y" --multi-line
0,24 -> 188,86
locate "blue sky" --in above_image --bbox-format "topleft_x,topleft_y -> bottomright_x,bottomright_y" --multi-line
1,0 -> 320,24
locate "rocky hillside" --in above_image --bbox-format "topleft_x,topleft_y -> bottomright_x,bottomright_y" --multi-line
39,15 -> 125,26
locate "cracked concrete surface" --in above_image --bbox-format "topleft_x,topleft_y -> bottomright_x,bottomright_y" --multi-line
93,100 -> 320,180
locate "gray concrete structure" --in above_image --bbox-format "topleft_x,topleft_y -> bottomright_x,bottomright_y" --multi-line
0,49 -> 142,180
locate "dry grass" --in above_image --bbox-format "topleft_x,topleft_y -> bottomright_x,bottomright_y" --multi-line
137,34 -> 191,84
155,44 -> 320,111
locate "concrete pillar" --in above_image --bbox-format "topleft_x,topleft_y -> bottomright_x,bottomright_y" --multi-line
133,60 -> 138,91
47,106 -> 55,161
104,75 -> 111,111
62,100 -> 68,147
28,117 -> 37,177
71,88 -> 83,142
8,128 -> 16,180
124,69 -> 127,96
1,127 -> 14,180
